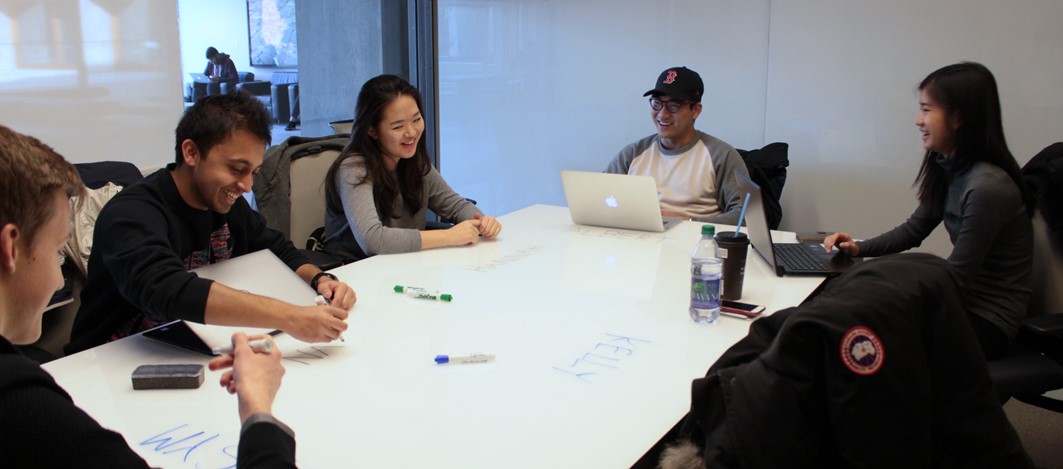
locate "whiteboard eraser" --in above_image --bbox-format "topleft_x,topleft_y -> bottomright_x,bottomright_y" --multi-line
131,364 -> 205,390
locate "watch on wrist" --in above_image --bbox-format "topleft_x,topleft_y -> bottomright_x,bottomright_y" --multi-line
311,272 -> 338,291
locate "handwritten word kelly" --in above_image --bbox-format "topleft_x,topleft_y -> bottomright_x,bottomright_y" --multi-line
552,333 -> 652,384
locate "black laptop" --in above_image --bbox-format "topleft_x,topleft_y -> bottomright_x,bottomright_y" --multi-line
736,172 -> 858,277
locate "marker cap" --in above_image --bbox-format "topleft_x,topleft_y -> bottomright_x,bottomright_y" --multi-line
440,294 -> 453,302
393,285 -> 405,293
434,355 -> 450,364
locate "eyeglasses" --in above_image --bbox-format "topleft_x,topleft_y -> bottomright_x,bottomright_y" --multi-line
649,98 -> 690,113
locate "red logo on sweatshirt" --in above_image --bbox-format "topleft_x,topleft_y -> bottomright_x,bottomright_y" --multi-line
840,326 -> 884,376
663,70 -> 678,84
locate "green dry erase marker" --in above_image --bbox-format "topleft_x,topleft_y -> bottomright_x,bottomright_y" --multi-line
394,285 -> 453,302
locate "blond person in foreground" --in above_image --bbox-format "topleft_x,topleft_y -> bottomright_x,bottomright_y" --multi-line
0,124 -> 296,468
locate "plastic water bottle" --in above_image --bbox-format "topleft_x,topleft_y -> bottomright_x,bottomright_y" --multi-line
690,225 -> 722,324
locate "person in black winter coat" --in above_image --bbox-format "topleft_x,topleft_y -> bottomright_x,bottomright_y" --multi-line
660,253 -> 1033,469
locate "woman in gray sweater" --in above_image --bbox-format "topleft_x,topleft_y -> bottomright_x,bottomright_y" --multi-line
825,62 -> 1035,359
323,75 -> 501,261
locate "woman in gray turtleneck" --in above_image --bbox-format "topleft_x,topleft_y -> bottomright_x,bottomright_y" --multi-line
825,62 -> 1035,360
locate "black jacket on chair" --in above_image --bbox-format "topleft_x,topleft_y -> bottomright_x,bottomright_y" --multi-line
671,253 -> 1032,468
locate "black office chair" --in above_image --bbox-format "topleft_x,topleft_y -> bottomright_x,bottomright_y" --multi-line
988,143 -> 1063,411
737,142 -> 788,229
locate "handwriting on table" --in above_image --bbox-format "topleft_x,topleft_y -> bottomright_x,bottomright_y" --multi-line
139,424 -> 235,468
569,226 -> 670,243
464,245 -> 545,272
283,346 -> 333,365
552,333 -> 652,384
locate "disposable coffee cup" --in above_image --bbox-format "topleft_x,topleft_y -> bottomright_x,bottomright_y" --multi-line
715,231 -> 749,301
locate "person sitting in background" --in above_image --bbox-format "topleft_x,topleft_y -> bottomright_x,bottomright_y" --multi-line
322,74 -> 502,262
824,62 -> 1034,360
0,124 -> 296,467
605,66 -> 749,224
65,91 -> 356,355
205,46 -> 239,84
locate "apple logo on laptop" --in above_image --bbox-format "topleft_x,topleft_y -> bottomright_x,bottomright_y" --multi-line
604,195 -> 619,208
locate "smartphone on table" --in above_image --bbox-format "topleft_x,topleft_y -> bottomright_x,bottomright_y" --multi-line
720,300 -> 766,319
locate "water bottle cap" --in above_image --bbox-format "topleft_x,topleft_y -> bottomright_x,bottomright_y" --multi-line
701,225 -> 715,236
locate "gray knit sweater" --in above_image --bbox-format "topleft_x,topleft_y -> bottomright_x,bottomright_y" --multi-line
856,158 -> 1032,342
322,155 -> 481,261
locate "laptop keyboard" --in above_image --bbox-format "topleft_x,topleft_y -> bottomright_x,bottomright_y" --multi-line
775,244 -> 824,272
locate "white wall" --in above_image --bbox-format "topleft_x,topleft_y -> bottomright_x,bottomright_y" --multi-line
438,0 -> 769,216
0,0 -> 183,169
766,0 -> 1063,256
438,0 -> 1063,256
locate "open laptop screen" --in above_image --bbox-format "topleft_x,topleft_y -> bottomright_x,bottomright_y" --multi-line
735,171 -> 776,270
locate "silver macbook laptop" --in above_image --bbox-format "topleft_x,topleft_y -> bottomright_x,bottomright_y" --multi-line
735,172 -> 858,277
142,249 -> 317,355
188,72 -> 211,83
561,170 -> 681,232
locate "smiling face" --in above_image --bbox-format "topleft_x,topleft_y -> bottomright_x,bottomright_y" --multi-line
370,94 -> 424,170
650,95 -> 702,150
1,190 -> 70,344
178,129 -> 266,213
916,88 -> 957,156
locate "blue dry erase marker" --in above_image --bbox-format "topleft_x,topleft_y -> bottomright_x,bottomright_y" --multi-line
394,285 -> 453,302
434,353 -> 495,365
734,193 -> 751,235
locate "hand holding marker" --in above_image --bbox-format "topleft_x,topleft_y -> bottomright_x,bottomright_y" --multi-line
212,338 -> 274,356
315,295 -> 346,342
394,285 -> 453,302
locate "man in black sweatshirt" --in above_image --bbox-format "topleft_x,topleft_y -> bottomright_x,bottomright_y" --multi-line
66,91 -> 357,355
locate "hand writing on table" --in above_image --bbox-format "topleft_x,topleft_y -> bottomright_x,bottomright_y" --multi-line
316,278 -> 357,310
285,304 -> 349,343
823,232 -> 860,256
209,333 -> 285,423
474,213 -> 502,239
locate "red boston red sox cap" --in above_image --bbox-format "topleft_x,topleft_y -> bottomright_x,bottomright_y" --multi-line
643,66 -> 704,103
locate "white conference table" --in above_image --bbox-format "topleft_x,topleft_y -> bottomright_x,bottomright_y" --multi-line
43,204 -> 824,468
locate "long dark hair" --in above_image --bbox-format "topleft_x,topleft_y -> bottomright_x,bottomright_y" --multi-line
914,62 -> 1033,216
325,74 -> 431,222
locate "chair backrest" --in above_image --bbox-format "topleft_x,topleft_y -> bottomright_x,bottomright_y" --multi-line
1024,143 -> 1063,317
329,119 -> 354,134
737,142 -> 789,229
289,149 -> 341,246
1028,211 -> 1063,318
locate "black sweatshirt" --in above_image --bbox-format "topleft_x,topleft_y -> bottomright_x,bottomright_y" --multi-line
66,165 -> 309,355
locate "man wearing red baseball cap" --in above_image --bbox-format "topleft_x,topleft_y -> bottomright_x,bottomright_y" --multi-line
605,66 -> 749,224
